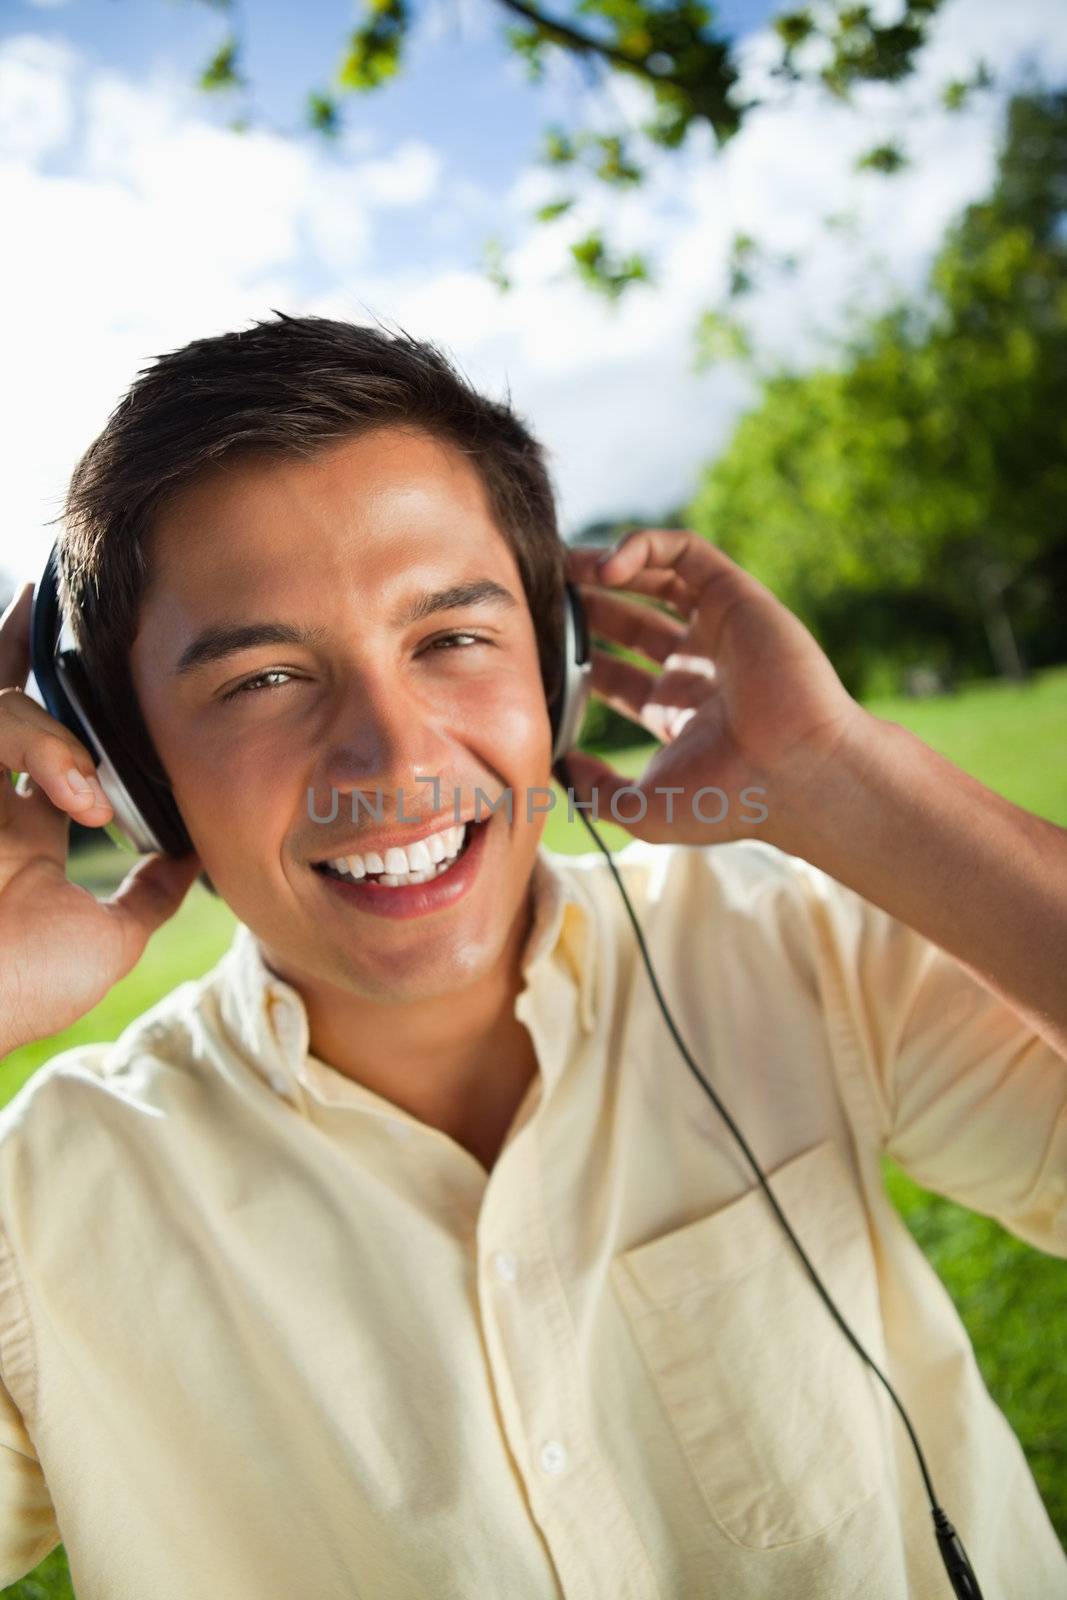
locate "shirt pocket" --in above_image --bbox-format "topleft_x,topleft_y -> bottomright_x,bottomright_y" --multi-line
610,1137 -> 890,1549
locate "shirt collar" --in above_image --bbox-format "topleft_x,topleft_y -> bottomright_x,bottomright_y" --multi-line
214,844 -> 599,1101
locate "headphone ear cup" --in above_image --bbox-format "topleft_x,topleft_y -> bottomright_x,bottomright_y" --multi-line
549,581 -> 592,768
29,542 -> 194,862
58,651 -> 193,859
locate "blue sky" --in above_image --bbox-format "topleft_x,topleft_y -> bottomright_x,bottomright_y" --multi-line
1,0 -> 1064,589
9,0 -> 778,274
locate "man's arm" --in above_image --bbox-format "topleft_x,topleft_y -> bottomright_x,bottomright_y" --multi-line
564,527 -> 1067,1064
770,712 -> 1067,1063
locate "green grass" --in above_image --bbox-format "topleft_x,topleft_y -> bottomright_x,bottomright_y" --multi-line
2,664 -> 1066,1594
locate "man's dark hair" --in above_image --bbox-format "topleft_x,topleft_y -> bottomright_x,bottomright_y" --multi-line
55,311 -> 566,790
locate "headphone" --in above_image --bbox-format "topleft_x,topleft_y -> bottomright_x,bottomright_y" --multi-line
27,541 -> 594,865
27,538 -> 983,1598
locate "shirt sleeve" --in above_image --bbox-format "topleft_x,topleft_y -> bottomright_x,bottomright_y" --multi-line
0,1370 -> 60,1584
0,1214 -> 60,1584
792,854 -> 1067,1258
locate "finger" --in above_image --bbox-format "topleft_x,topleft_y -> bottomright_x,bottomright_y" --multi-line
0,582 -> 34,692
0,687 -> 112,829
568,544 -> 696,598
6,765 -> 73,857
100,852 -> 201,975
579,586 -> 690,666
565,545 -> 612,580
585,643 -> 659,732
596,529 -> 760,614
568,547 -> 696,617
591,570 -> 695,620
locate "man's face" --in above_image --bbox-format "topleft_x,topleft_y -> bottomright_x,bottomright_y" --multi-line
130,426 -> 554,1006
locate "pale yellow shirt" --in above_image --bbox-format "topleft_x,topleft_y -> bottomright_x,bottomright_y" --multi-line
0,839 -> 1064,1599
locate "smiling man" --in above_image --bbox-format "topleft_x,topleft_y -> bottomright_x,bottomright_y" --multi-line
131,428 -> 553,1172
0,313 -> 1065,1600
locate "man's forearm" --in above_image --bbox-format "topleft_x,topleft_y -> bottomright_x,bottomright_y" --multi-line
769,711 -> 1067,1060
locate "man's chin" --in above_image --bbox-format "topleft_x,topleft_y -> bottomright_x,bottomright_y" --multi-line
313,939 -> 503,1008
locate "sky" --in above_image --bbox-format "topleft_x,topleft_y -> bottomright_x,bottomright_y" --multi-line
1,0 -> 1065,594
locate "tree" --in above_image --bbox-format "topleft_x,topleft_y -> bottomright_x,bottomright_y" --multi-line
688,89 -> 1067,689
158,0 -> 992,307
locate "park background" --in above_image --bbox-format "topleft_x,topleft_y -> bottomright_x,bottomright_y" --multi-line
0,0 -> 1065,1589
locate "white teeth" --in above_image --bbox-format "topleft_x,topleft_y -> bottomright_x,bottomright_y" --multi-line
322,853 -> 457,890
406,839 -> 433,873
322,820 -> 470,882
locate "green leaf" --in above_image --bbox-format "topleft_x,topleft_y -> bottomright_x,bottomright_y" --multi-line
855,141 -> 909,174
774,9 -> 814,51
942,79 -> 969,112
543,127 -> 577,166
569,231 -> 650,299
198,36 -> 244,93
592,134 -> 644,186
535,198 -> 575,222
307,91 -> 340,135
483,235 -> 512,294
693,308 -> 751,368
336,0 -> 408,93
505,25 -> 547,84
727,232 -> 758,297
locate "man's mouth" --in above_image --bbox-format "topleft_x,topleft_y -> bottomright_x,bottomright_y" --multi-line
311,818 -> 481,890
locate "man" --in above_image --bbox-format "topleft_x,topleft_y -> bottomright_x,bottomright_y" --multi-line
0,313 -> 1063,1599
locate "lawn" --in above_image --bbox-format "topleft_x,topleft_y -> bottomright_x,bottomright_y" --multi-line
2,664 -> 1065,1595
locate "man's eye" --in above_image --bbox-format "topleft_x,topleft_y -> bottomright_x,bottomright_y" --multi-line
220,636 -> 490,701
427,632 -> 491,652
221,670 -> 296,702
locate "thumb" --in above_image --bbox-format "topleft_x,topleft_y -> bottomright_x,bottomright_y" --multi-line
101,851 -> 202,971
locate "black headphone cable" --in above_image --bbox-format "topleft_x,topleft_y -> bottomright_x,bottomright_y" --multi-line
553,756 -> 985,1600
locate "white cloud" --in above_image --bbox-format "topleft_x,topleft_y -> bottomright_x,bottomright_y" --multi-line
351,140 -> 442,207
0,33 -> 75,160
0,48 -> 454,589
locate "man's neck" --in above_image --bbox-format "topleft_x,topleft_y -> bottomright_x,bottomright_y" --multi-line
263,894 -> 542,1174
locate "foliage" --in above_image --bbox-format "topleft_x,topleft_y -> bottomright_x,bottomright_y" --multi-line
688,90 -> 1067,691
196,33 -> 244,92
164,0 -> 988,301
338,0 -> 409,91
569,230 -> 651,297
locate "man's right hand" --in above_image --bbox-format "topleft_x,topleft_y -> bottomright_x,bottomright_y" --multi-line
0,580 -> 201,1058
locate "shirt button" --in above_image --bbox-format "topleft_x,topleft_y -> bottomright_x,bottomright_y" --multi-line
491,1250 -> 518,1283
539,1440 -> 567,1475
268,1073 -> 288,1096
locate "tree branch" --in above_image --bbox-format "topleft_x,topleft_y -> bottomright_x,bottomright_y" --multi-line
491,0 -> 695,98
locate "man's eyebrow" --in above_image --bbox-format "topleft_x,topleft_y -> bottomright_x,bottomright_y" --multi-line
173,623 -> 329,678
396,579 -> 519,627
172,581 -> 519,677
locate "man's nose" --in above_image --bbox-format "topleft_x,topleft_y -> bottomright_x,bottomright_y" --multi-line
310,669 -> 454,814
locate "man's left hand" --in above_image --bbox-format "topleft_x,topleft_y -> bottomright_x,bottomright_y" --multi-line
563,528 -> 872,848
